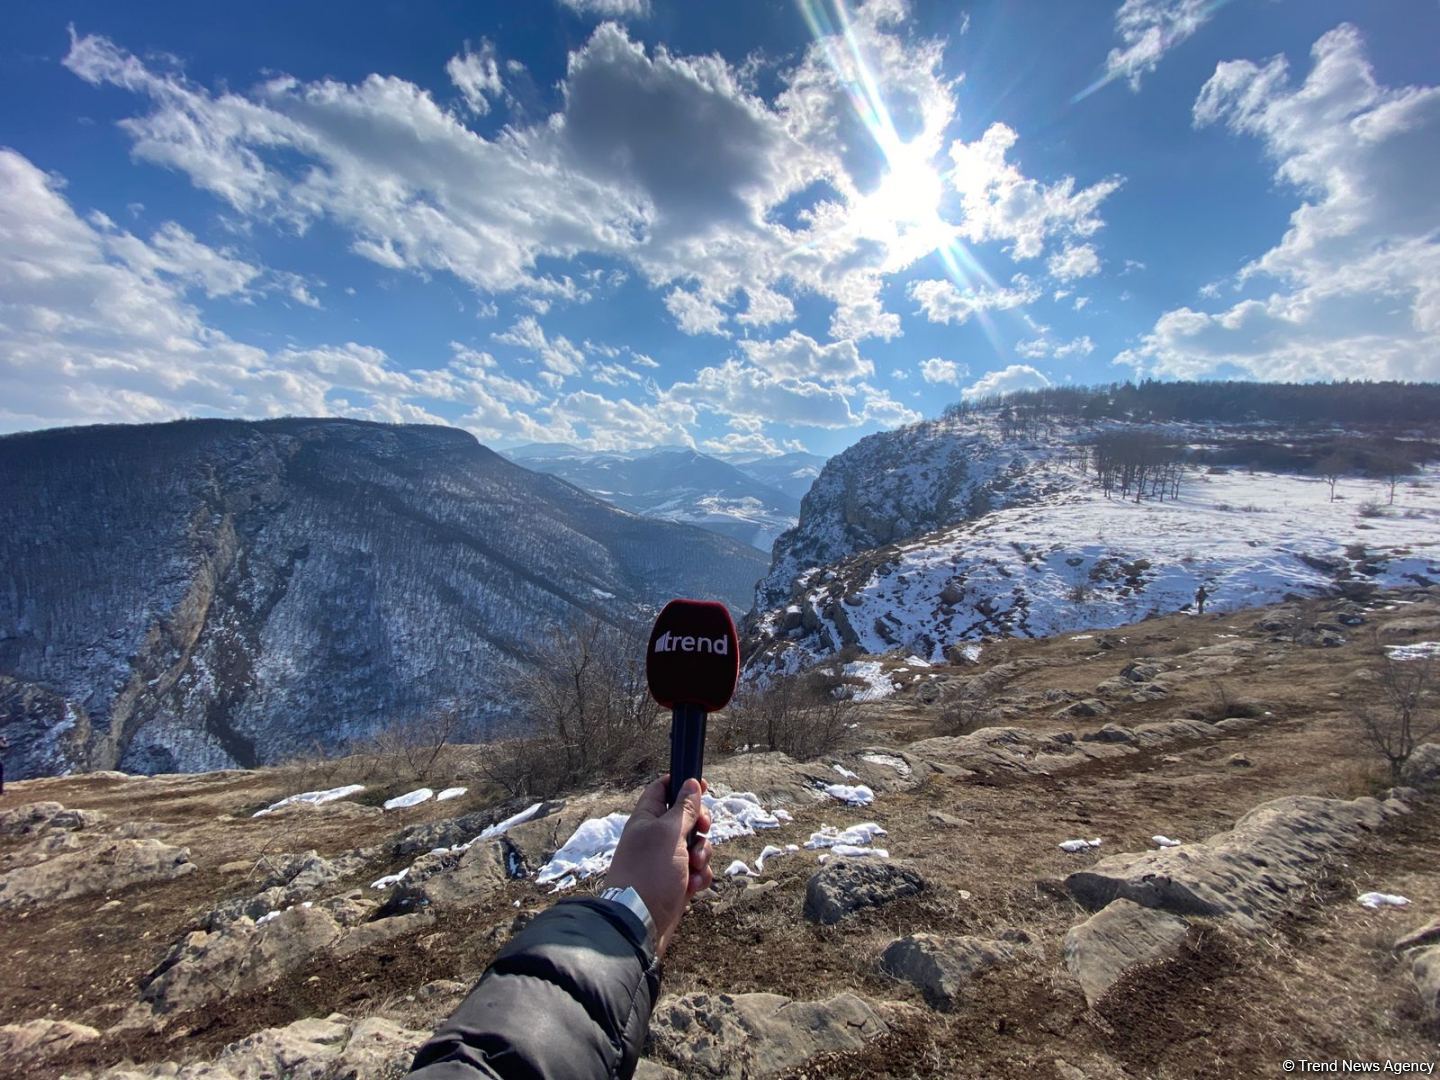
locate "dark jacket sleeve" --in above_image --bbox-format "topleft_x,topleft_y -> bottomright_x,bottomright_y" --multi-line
407,897 -> 661,1080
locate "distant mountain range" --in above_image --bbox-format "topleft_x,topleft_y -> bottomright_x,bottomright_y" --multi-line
0,419 -> 767,779
503,444 -> 827,551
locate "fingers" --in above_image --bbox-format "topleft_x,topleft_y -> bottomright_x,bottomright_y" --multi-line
632,775 -> 670,819
687,837 -> 712,875
666,777 -> 705,834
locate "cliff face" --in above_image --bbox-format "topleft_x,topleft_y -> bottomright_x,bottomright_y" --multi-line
0,418 -> 766,778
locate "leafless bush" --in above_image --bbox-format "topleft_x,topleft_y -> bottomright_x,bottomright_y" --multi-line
478,615 -> 664,797
1356,500 -> 1385,519
1184,680 -> 1265,723
1353,652 -> 1438,784
720,668 -> 854,761
352,707 -> 468,785
936,683 -> 998,735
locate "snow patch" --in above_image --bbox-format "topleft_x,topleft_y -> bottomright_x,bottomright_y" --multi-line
1357,892 -> 1410,909
703,791 -> 785,843
383,788 -> 434,811
858,753 -> 912,778
832,763 -> 858,780
370,868 -> 410,890
477,802 -> 545,842
253,784 -> 365,817
536,812 -> 630,887
805,822 -> 887,849
1059,838 -> 1103,853
1151,835 -> 1182,848
840,661 -> 897,702
822,783 -> 875,806
819,844 -> 889,862
1387,641 -> 1440,661
436,787 -> 468,802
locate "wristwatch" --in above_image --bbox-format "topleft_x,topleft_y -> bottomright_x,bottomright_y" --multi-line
599,886 -> 656,952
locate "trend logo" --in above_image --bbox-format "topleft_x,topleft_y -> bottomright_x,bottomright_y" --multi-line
652,630 -> 730,656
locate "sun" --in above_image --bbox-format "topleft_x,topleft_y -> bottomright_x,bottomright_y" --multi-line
859,142 -> 953,259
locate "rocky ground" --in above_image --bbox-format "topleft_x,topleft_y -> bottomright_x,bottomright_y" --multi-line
2,588 -> 1439,1079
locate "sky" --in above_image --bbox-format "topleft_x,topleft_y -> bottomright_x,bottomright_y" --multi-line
2,0 -> 1438,457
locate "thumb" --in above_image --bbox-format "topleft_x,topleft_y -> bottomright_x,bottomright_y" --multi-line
667,778 -> 704,834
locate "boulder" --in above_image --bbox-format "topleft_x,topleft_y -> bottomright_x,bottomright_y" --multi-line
1395,916 -> 1440,953
0,840 -> 194,909
333,911 -> 435,959
1119,661 -> 1162,683
205,850 -> 371,929
0,801 -> 101,837
386,839 -> 516,912
877,933 -> 1021,1010
141,906 -> 345,1013
1411,946 -> 1440,1021
86,1012 -> 426,1079
1065,795 -> 1404,931
646,991 -> 888,1078
1056,699 -> 1108,720
0,1018 -> 101,1064
1080,725 -> 1137,745
1063,899 -> 1190,1007
803,859 -> 924,925
1401,744 -> 1440,789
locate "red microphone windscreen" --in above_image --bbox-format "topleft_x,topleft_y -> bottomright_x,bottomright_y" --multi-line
646,599 -> 740,711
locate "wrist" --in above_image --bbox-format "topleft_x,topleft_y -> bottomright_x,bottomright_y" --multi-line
599,885 -> 657,954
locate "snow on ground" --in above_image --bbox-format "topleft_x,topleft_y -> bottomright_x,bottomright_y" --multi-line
1388,641 -> 1440,661
859,752 -> 912,777
253,784 -> 365,817
256,901 -> 313,925
1358,892 -> 1411,908
536,813 -> 630,887
1152,835 -> 1182,848
832,763 -> 858,779
370,868 -> 409,890
477,802 -> 544,841
1059,838 -> 1103,853
840,661 -> 898,702
763,465 -> 1440,666
820,843 -> 889,862
436,787 -> 468,801
805,823 -> 887,849
383,788 -> 434,811
822,783 -> 875,806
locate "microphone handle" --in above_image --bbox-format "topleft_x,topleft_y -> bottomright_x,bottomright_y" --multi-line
667,702 -> 707,808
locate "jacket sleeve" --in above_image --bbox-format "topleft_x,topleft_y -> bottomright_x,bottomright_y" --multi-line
406,897 -> 662,1080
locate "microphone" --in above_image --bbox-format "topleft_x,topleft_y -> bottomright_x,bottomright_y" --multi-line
645,599 -> 740,809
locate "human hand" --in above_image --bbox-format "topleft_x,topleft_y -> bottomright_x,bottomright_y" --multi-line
603,774 -> 713,957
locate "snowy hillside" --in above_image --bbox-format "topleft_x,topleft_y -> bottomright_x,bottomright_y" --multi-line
715,450 -> 830,501
0,419 -> 767,779
505,445 -> 802,551
750,462 -> 1440,674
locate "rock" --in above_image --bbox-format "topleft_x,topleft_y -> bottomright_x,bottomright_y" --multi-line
646,991 -> 888,1078
1119,661 -> 1162,683
1214,717 -> 1258,733
1057,699 -> 1108,720
1411,946 -> 1440,1021
1080,724 -> 1136,745
803,859 -> 924,925
1395,917 -> 1440,953
387,839 -> 516,912
1065,794 -> 1404,931
0,1018 -> 101,1064
877,933 -> 1020,1010
0,839 -> 194,909
1401,744 -> 1440,789
88,1012 -> 426,1079
205,850 -> 371,929
333,911 -> 435,958
1096,635 -> 1122,650
0,801 -> 92,836
419,978 -> 469,998
142,906 -> 346,1013
927,810 -> 967,827
1227,753 -> 1252,768
1064,899 -> 1190,1006
635,1062 -> 685,1080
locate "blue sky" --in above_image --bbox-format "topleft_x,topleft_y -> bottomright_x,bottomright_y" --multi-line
2,0 -> 1437,456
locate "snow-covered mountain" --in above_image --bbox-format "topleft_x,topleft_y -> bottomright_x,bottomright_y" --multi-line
748,404 -> 1440,675
503,445 -> 802,551
0,419 -> 767,779
715,450 -> 829,501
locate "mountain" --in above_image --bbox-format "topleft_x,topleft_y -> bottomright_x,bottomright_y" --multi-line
0,418 -> 767,779
502,445 -> 801,551
747,393 -> 1440,675
719,450 -> 829,501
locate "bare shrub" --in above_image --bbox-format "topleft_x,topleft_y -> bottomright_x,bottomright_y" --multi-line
720,668 -> 855,761
1353,652 -> 1438,784
936,683 -> 998,735
1184,680 -> 1265,723
351,707 -> 468,786
1356,500 -> 1385,519
478,615 -> 664,798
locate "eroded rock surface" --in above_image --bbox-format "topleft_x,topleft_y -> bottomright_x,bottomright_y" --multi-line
1063,899 -> 1191,1006
0,839 -> 194,909
878,932 -> 1025,1010
804,859 -> 924,925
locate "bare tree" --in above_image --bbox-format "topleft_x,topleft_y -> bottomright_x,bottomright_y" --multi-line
1354,653 -> 1438,784
721,667 -> 854,760
1315,453 -> 1348,502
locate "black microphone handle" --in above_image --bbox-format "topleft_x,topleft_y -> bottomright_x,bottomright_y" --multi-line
667,702 -> 707,808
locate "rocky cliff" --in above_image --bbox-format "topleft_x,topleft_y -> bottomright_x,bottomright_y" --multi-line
0,418 -> 766,778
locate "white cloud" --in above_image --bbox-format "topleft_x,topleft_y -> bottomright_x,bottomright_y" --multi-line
447,40 -> 504,116
960,363 -> 1052,401
1047,243 -> 1100,282
908,275 -> 1040,325
1016,334 -> 1094,360
664,288 -> 730,337
1120,25 -> 1440,382
665,360 -> 862,429
558,0 -> 649,17
948,123 -> 1121,260
1102,0 -> 1218,92
740,331 -> 871,383
492,315 -> 585,376
919,357 -> 964,385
